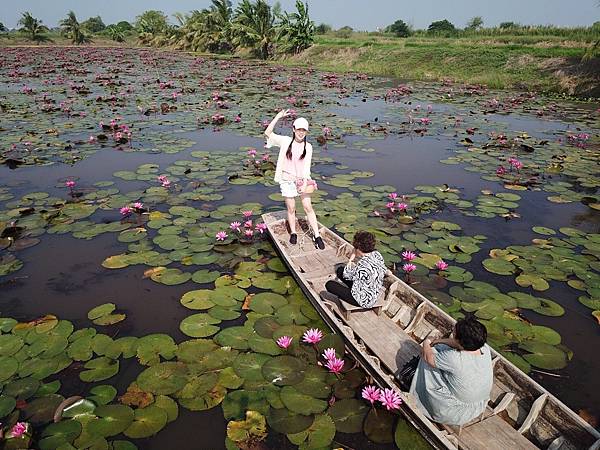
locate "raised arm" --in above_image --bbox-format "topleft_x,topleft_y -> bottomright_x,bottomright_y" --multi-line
264,109 -> 290,138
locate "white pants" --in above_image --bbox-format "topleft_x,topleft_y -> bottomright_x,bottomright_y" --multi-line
279,180 -> 299,198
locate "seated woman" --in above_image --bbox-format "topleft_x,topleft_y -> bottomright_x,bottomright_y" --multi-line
324,231 -> 390,308
409,316 -> 493,426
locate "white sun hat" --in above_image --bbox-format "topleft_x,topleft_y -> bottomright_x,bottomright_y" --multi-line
293,117 -> 309,131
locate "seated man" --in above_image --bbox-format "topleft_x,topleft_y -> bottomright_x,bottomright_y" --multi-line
410,316 -> 493,426
324,230 -> 390,308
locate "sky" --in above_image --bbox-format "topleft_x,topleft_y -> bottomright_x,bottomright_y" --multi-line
1,0 -> 599,30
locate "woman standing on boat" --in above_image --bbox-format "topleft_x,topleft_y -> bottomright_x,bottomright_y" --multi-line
410,316 -> 493,426
265,109 -> 324,250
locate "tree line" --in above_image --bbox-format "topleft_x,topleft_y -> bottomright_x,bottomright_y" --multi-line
6,0 -> 315,60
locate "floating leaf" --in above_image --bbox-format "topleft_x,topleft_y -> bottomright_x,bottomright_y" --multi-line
180,313 -> 221,338
520,342 -> 567,370
280,386 -> 327,414
287,413 -> 336,449
79,357 -> 119,382
124,405 -> 168,439
88,404 -> 135,437
328,398 -> 369,433
364,408 -> 395,444
137,362 -> 188,395
87,303 -> 116,320
261,355 -> 306,386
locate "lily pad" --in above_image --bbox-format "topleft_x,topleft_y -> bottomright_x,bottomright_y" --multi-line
137,362 -> 189,395
79,357 -> 119,382
124,405 -> 168,439
280,386 -> 328,414
261,355 -> 306,386
328,398 -> 369,433
287,413 -> 336,449
520,342 -> 567,370
364,408 -> 395,444
180,313 -> 221,338
88,404 -> 135,437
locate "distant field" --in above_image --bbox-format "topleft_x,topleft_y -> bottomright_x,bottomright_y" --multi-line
280,32 -> 599,97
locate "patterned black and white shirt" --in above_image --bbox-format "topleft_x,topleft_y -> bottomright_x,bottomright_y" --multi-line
343,251 -> 387,307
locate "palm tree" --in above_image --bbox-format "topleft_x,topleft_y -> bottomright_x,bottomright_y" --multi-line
277,1 -> 314,54
18,12 -> 50,43
60,11 -> 91,44
232,0 -> 279,59
105,24 -> 126,43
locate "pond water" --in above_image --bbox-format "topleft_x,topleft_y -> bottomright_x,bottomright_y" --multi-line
0,46 -> 599,449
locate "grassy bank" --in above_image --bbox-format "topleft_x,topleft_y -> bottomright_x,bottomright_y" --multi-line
280,34 -> 600,98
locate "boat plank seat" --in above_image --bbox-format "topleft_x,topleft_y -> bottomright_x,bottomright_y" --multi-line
456,414 -> 539,450
337,291 -> 386,320
343,310 -> 422,377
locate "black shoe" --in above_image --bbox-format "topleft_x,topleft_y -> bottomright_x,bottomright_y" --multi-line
314,236 -> 325,250
289,233 -> 297,245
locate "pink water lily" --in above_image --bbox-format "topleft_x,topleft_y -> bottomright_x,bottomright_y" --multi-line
397,202 -> 408,211
496,166 -> 506,175
133,202 -> 144,210
244,220 -> 253,228
380,388 -> 403,410
436,260 -> 449,271
11,422 -> 27,438
402,250 -> 416,261
242,210 -> 253,218
322,347 -> 337,361
244,229 -> 254,237
247,148 -> 257,157
216,231 -> 228,241
325,357 -> 345,374
403,263 -> 417,273
276,335 -> 293,349
362,385 -> 382,405
65,180 -> 76,188
256,223 -> 267,234
386,201 -> 396,212
88,135 -> 96,142
302,328 -> 323,344
230,221 -> 241,232
120,206 -> 132,216
322,126 -> 331,136
388,192 -> 398,200
261,153 -> 270,161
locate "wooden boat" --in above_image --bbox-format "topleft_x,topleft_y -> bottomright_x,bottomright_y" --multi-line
262,211 -> 600,450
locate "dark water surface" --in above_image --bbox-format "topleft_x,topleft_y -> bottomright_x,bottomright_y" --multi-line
1,50 -> 599,449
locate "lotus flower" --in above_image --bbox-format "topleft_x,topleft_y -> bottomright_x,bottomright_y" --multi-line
244,220 -> 253,228
388,192 -> 398,200
242,210 -> 253,218
386,202 -> 396,212
244,229 -> 254,237
230,221 -> 241,232
403,263 -> 416,273
235,115 -> 241,122
216,231 -> 228,241
11,422 -> 27,438
120,206 -> 132,216
89,135 -> 96,143
325,357 -> 345,374
65,180 -> 76,188
397,202 -> 408,211
161,180 -> 171,188
496,166 -> 506,175
262,153 -> 270,161
402,251 -> 416,261
322,348 -> 337,361
380,388 -> 403,410
302,328 -> 323,344
256,223 -> 267,234
133,202 -> 144,210
420,117 -> 431,125
247,148 -> 257,157
436,260 -> 449,271
276,335 -> 293,349
322,126 -> 331,136
362,385 -> 382,405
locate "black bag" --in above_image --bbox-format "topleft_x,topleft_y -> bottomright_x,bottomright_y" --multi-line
397,355 -> 420,391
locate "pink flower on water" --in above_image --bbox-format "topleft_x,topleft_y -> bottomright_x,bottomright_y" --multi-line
89,135 -> 96,143
325,357 -> 345,374
230,221 -> 241,232
380,388 -> 403,410
216,231 -> 228,241
436,260 -> 449,271
402,251 -> 416,261
362,385 -> 382,405
162,180 -> 171,188
244,229 -> 254,237
65,180 -> 76,188
302,328 -> 323,344
262,153 -> 270,161
242,210 -> 253,218
513,160 -> 523,170
120,206 -> 132,216
420,117 -> 431,125
496,166 -> 506,175
256,223 -> 267,234
386,201 -> 396,211
133,202 -> 144,210
276,335 -> 293,349
235,115 -> 241,122
388,192 -> 398,200
322,348 -> 337,361
397,202 -> 408,211
322,126 -> 331,136
242,219 -> 252,228
247,148 -> 257,157
403,263 -> 417,273
11,422 -> 27,438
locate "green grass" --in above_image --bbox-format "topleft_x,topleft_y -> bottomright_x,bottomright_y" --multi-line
284,33 -> 598,96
